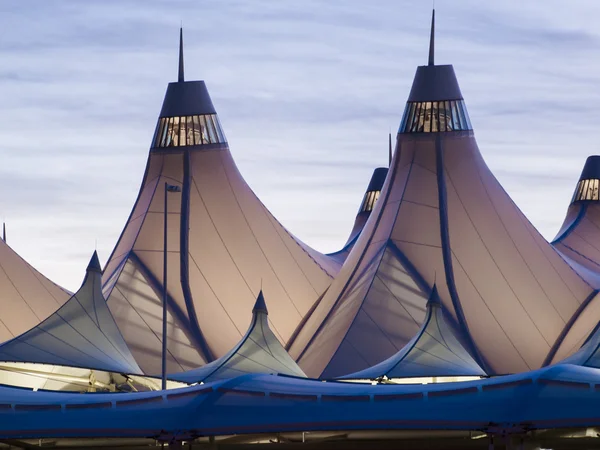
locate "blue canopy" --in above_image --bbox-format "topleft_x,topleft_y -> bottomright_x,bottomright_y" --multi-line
338,285 -> 486,379
0,364 -> 598,440
0,252 -> 142,375
169,291 -> 306,383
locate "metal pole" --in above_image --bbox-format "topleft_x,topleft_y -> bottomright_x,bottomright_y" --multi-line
162,181 -> 168,390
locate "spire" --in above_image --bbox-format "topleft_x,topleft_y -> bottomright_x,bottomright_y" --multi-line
428,9 -> 435,66
253,290 -> 268,315
388,133 -> 392,167
178,27 -> 185,82
2,222 -> 5,243
86,250 -> 101,273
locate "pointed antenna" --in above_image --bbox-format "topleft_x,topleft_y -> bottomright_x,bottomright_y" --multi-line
2,222 -> 5,243
388,133 -> 392,167
178,27 -> 185,82
428,9 -> 435,66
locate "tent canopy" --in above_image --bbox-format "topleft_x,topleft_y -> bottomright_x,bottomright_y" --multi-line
0,252 -> 142,375
169,291 -> 306,383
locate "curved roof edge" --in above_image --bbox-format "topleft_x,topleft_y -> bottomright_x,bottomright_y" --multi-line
168,291 -> 306,383
337,285 -> 486,380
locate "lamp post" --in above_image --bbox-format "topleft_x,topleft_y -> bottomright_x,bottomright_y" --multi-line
162,182 -> 182,390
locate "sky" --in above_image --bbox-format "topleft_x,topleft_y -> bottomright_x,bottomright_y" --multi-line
0,0 -> 599,291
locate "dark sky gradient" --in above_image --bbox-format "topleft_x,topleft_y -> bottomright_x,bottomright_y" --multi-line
0,1 -> 598,290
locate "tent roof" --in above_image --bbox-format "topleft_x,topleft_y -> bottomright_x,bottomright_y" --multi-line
338,285 -> 486,379
0,252 -> 142,375
169,291 -> 306,383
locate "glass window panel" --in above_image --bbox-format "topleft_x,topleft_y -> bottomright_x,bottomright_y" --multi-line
581,180 -> 590,200
459,101 -> 472,129
401,103 -> 415,133
587,179 -> 596,200
460,102 -> 471,130
399,103 -> 410,132
192,116 -> 201,145
452,101 -> 463,130
163,118 -> 173,147
413,103 -> 422,132
160,117 -> 170,147
592,180 -> 599,201
198,115 -> 209,144
403,103 -> 415,133
152,118 -> 162,147
170,117 -> 179,146
439,101 -> 448,132
576,180 -> 585,201
178,116 -> 186,146
185,116 -> 194,145
431,102 -> 439,132
446,101 -> 453,131
424,102 -> 432,132
215,117 -> 226,142
207,115 -> 218,143
586,180 -> 594,200
210,114 -> 222,143
410,103 -> 420,132
154,118 -> 165,147
448,101 -> 457,130
576,181 -> 585,202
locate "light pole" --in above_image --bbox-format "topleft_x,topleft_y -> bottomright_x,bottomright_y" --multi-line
162,182 -> 182,390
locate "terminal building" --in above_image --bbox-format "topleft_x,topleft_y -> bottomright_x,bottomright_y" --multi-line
0,11 -> 600,448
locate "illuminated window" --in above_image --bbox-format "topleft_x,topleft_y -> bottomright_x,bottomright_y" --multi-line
152,114 -> 227,148
359,190 -> 381,213
399,100 -> 472,134
572,179 -> 600,203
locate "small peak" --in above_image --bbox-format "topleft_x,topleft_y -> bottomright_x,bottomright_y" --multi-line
427,283 -> 442,308
252,290 -> 268,315
86,250 -> 102,273
178,27 -> 185,83
428,9 -> 435,66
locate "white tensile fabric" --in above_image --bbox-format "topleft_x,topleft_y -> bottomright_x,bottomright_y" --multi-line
0,238 -> 69,344
289,65 -> 600,378
169,291 -> 306,383
102,79 -> 337,375
338,285 -> 485,379
0,252 -> 141,375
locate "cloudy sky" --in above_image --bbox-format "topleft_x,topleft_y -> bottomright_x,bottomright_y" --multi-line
0,0 -> 599,291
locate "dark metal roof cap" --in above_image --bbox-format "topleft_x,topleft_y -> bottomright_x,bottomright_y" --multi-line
427,283 -> 442,308
253,290 -> 268,315
579,156 -> 600,181
407,64 -> 463,102
87,250 -> 102,273
366,167 -> 389,192
159,80 -> 217,117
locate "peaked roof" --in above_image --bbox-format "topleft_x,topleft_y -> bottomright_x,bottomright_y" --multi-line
328,167 -> 389,264
288,12 -> 600,378
338,285 -> 486,379
0,252 -> 142,375
553,156 -> 600,276
0,237 -> 69,343
169,291 -> 306,383
101,31 -> 338,375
